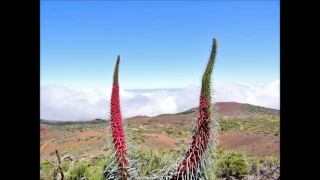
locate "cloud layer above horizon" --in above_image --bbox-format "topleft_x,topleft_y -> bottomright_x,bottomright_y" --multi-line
41,80 -> 279,121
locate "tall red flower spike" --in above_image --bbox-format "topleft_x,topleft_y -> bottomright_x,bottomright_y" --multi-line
172,38 -> 218,180
110,55 -> 129,179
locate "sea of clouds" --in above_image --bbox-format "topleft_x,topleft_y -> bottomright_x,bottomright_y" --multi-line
40,79 -> 279,121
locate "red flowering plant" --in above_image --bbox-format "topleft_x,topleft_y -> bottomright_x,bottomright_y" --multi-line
166,38 -> 219,180
105,38 -> 219,180
103,55 -> 129,180
103,55 -> 141,180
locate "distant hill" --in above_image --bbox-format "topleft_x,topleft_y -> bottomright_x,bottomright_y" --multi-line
157,102 -> 279,117
177,102 -> 279,116
40,118 -> 108,125
126,102 -> 279,125
40,102 -> 279,125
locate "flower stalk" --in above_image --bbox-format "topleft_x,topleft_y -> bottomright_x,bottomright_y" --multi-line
172,38 -> 218,180
110,55 -> 129,179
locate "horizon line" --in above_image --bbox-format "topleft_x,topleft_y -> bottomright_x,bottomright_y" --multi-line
40,101 -> 280,122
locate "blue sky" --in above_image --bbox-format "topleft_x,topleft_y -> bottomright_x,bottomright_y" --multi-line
40,1 -> 279,89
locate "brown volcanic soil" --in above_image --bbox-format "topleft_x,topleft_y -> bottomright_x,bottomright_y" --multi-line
41,131 -> 61,140
173,132 -> 279,157
138,132 -> 279,156
219,132 -> 279,156
40,139 -> 105,155
126,115 -> 151,122
215,102 -> 241,116
219,132 -> 263,148
40,131 -> 106,155
142,134 -> 178,149
76,131 -> 105,139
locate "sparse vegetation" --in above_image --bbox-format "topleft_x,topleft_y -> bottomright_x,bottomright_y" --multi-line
216,150 -> 249,179
40,110 -> 280,179
220,115 -> 280,135
40,148 -> 279,180
68,164 -> 88,180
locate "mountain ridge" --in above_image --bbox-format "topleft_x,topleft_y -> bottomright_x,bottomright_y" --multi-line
40,102 -> 279,125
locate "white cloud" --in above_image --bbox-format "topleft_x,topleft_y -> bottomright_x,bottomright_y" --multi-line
40,80 -> 280,121
214,79 -> 280,110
